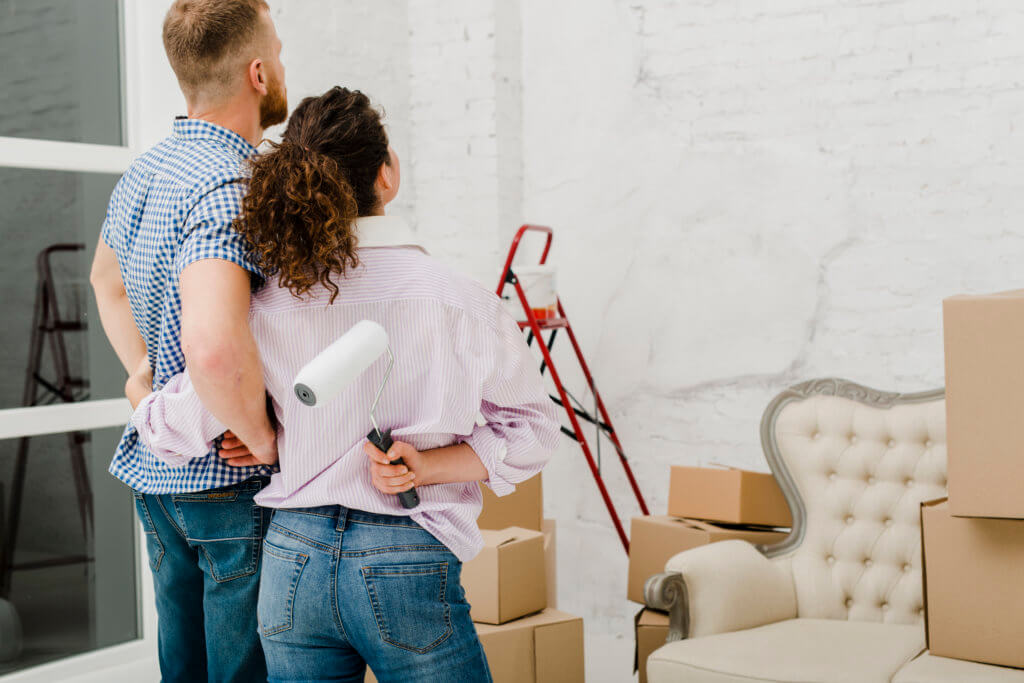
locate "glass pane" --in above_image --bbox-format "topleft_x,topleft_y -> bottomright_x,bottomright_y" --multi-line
0,168 -> 137,674
0,426 -> 138,674
0,168 -> 122,409
0,0 -> 123,146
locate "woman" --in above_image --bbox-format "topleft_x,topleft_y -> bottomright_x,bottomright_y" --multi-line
127,86 -> 559,682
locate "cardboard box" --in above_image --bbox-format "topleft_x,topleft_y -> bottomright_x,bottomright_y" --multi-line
667,465 -> 792,527
921,498 -> 1024,669
479,473 -> 543,531
634,608 -> 670,683
542,518 -> 557,609
475,608 -> 584,683
367,609 -> 582,683
627,515 -> 788,603
944,292 -> 1024,518
462,527 -> 546,624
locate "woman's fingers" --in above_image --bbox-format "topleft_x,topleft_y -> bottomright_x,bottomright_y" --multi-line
374,462 -> 409,477
373,472 -> 415,493
363,441 -> 392,464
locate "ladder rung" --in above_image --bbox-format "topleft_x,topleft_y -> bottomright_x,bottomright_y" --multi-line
43,322 -> 86,331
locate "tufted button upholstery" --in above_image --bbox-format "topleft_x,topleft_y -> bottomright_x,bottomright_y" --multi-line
772,393 -> 947,625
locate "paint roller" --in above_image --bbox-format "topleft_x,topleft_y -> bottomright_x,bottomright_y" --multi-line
293,320 -> 420,509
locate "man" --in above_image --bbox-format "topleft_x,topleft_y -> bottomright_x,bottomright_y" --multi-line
89,1 -> 287,680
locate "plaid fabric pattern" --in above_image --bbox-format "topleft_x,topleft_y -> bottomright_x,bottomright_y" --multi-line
102,118 -> 274,493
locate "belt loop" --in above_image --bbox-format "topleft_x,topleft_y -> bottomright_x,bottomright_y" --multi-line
335,506 -> 349,533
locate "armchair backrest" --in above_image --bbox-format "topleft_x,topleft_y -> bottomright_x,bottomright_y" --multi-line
761,379 -> 947,626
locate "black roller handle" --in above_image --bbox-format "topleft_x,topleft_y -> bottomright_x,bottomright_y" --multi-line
367,428 -> 420,509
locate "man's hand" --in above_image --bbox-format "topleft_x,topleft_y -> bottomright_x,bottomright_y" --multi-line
217,429 -> 279,467
125,355 -> 154,410
364,440 -> 423,495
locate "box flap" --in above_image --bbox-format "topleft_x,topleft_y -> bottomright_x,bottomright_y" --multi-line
481,526 -> 541,547
675,518 -> 719,532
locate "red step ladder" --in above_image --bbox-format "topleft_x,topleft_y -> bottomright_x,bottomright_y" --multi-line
496,225 -> 649,552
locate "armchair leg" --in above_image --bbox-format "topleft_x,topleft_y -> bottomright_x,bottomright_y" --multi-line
644,572 -> 688,642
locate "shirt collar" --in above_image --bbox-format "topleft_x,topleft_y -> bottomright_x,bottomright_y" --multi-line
355,215 -> 428,253
172,117 -> 259,159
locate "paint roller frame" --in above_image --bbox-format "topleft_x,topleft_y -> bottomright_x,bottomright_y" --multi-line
293,321 -> 420,509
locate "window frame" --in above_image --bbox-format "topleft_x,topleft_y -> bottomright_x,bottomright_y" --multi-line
0,1 -> 160,680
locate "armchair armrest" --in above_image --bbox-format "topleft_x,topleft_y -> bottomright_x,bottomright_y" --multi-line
644,540 -> 796,641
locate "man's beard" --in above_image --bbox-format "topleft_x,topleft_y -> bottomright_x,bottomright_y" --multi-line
259,74 -> 288,129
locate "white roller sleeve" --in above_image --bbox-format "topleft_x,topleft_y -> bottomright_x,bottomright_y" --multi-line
293,320 -> 389,407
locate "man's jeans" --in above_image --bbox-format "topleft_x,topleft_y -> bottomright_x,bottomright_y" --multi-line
134,476 -> 271,683
258,506 -> 492,683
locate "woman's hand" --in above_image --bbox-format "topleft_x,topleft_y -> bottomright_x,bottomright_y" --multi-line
364,440 -> 424,495
125,355 -> 154,410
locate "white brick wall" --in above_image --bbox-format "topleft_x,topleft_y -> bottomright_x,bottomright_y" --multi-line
406,0 -> 522,285
522,2 -> 1024,676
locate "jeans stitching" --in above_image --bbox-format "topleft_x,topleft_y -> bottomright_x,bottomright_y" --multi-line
260,541 -> 308,637
133,493 -> 165,572
274,509 -> 337,519
158,496 -> 188,539
330,551 -> 348,641
340,544 -> 448,558
268,522 -> 337,555
346,517 -> 422,530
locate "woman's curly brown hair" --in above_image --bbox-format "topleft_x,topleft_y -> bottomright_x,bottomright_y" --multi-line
235,86 -> 391,303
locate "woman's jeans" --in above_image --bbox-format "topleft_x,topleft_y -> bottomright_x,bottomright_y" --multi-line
133,476 -> 270,683
258,506 -> 492,683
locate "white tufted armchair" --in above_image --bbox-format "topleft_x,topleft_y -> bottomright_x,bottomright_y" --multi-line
644,379 -> 1024,683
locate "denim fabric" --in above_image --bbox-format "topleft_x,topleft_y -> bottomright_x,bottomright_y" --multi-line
134,476 -> 271,683
258,506 -> 492,683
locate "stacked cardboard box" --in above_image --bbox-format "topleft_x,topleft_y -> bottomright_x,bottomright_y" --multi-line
628,465 -> 791,677
918,294 -> 1024,669
628,466 -> 790,603
367,474 -> 581,682
634,609 -> 669,683
472,473 -> 583,682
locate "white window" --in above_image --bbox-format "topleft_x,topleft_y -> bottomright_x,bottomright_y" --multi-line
0,1 -> 158,680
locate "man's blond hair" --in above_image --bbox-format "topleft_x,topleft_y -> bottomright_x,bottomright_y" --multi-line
162,0 -> 271,103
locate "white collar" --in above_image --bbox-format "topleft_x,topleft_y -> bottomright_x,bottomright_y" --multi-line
355,215 -> 427,253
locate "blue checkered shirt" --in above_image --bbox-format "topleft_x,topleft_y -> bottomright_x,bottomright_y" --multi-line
102,118 -> 274,493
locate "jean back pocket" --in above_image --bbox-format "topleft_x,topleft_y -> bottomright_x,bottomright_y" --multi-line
362,562 -> 453,654
172,490 -> 264,582
258,541 -> 309,637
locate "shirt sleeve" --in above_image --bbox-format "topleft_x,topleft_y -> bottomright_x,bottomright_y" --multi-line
175,180 -> 262,281
100,174 -> 123,250
462,307 -> 561,497
131,370 -> 227,466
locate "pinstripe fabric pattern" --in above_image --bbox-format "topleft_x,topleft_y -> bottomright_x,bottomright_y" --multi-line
132,216 -> 560,560
102,118 -> 273,493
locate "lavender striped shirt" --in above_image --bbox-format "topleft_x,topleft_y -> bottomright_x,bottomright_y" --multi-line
131,216 -> 560,560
